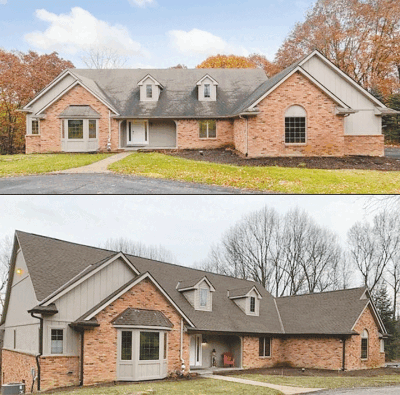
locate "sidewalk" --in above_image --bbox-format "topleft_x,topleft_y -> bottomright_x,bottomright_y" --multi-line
205,374 -> 324,395
54,152 -> 132,174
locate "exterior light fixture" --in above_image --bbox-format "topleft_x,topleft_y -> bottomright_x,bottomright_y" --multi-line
16,268 -> 23,275
202,337 -> 208,344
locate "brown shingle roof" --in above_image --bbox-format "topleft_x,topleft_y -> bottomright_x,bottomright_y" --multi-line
112,308 -> 173,328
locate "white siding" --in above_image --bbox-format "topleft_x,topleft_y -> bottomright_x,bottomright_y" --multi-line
3,250 -> 40,354
140,77 -> 161,102
194,280 -> 213,312
198,77 -> 217,102
301,56 -> 382,136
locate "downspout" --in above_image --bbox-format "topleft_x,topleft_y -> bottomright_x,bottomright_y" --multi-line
238,115 -> 249,157
80,331 -> 84,386
30,312 -> 43,392
180,318 -> 185,374
342,337 -> 346,371
107,110 -> 112,151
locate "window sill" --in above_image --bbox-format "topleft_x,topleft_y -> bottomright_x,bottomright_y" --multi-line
259,356 -> 271,359
199,138 -> 217,140
284,143 -> 307,146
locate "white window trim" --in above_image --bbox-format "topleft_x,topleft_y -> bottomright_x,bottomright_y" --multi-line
31,119 -> 40,136
259,337 -> 271,358
199,288 -> 208,308
49,327 -> 65,356
62,119 -> 98,141
139,330 -> 161,362
199,120 -> 217,140
146,85 -> 153,99
380,338 -> 385,353
361,329 -> 369,360
284,108 -> 307,146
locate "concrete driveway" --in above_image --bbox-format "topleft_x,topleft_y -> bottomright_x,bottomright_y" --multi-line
0,173 -> 259,194
314,386 -> 400,395
385,147 -> 400,159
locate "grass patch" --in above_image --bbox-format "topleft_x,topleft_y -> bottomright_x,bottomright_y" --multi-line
109,152 -> 400,194
53,378 -> 281,395
239,373 -> 400,389
0,153 -> 111,177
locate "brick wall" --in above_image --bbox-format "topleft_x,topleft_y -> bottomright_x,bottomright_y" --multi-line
245,72 -> 345,157
233,118 -> 247,155
83,277 -> 190,386
25,135 -> 41,154
242,337 -> 282,369
25,84 -> 120,154
176,120 -> 234,149
40,356 -> 79,391
344,135 -> 384,157
346,305 -> 385,370
1,349 -> 37,392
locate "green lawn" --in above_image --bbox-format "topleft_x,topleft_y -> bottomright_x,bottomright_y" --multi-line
239,373 -> 400,389
54,378 -> 281,395
109,153 -> 400,194
0,153 -> 111,177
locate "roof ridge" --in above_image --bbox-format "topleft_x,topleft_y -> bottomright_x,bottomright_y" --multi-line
15,230 -> 262,285
277,286 -> 367,299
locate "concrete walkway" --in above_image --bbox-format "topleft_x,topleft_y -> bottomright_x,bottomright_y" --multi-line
55,152 -> 131,174
205,374 -> 323,395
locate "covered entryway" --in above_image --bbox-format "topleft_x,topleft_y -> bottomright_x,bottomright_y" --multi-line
119,119 -> 176,149
114,308 -> 172,381
189,333 -> 242,370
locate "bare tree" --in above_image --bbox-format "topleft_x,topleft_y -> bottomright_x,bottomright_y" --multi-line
81,47 -> 129,69
100,237 -> 176,263
348,210 -> 400,293
0,235 -> 13,309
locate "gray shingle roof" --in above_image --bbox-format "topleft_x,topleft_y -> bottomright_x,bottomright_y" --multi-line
112,308 -> 173,328
59,105 -> 101,118
15,231 -> 376,336
276,287 -> 369,335
228,286 -> 257,298
70,68 -> 268,118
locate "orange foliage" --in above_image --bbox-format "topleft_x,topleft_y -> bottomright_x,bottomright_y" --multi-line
275,0 -> 400,96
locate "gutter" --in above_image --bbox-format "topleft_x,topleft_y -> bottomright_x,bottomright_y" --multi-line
29,312 -> 43,392
342,337 -> 346,371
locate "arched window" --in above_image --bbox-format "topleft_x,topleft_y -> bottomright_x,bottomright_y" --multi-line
361,329 -> 368,359
285,105 -> 306,144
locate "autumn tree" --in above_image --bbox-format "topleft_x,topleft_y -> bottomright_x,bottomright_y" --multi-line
0,50 -> 74,154
248,54 -> 282,78
275,0 -> 400,96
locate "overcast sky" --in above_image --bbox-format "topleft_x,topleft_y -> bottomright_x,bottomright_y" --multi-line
0,195 -> 376,267
1,0 -> 316,68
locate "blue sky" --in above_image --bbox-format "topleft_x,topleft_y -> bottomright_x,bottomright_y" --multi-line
0,0 -> 315,68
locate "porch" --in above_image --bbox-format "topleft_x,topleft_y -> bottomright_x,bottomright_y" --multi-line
118,119 -> 177,150
189,333 -> 242,371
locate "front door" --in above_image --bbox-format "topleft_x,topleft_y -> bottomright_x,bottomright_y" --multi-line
127,121 -> 148,145
190,334 -> 202,367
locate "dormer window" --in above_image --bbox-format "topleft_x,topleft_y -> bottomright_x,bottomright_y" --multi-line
146,85 -> 153,99
138,74 -> 163,102
196,75 -> 218,102
228,286 -> 262,316
177,276 -> 215,312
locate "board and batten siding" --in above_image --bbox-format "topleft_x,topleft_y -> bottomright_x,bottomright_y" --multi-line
3,249 -> 40,354
301,56 -> 382,136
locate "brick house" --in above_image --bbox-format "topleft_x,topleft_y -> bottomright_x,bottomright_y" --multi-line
22,51 -> 398,157
2,231 -> 387,392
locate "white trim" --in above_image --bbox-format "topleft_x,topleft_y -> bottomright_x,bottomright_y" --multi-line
84,272 -> 195,328
49,326 -> 65,356
137,74 -> 163,88
36,80 -> 119,116
248,66 -> 349,111
177,276 -> 216,292
41,253 -> 139,306
196,74 -> 219,86
113,325 -> 172,331
229,286 -> 262,300
23,70 -> 73,110
299,50 -> 387,108
351,300 -> 386,334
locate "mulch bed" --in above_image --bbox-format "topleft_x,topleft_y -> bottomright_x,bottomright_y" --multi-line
153,149 -> 400,171
218,366 -> 400,377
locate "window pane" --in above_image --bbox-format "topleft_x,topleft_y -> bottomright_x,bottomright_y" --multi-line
265,337 -> 271,357
140,332 -> 159,361
68,120 -> 83,139
32,120 -> 39,135
146,85 -> 153,98
200,289 -> 208,307
121,331 -> 132,360
250,297 -> 256,313
208,120 -> 216,138
259,337 -> 264,357
285,117 -> 306,144
361,338 -> 368,359
51,329 -> 63,354
89,120 -> 97,139
204,84 -> 211,98
199,121 -> 207,138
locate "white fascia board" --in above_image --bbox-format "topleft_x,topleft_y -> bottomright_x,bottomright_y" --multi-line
196,74 -> 219,86
248,66 -> 349,110
36,79 -> 119,116
41,252 -> 139,306
178,276 -> 216,293
23,69 -> 73,110
85,272 -> 195,328
113,325 -> 173,331
300,51 -> 387,108
137,74 -> 163,88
